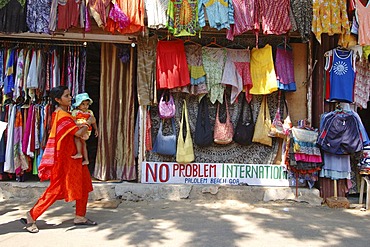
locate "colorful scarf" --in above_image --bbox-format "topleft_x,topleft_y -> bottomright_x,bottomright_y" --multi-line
38,110 -> 77,181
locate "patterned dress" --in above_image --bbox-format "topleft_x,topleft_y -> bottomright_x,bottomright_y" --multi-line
202,47 -> 227,104
26,0 -> 51,33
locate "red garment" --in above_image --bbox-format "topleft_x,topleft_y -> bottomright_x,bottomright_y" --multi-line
32,110 -> 93,220
106,0 -> 144,34
156,39 -> 190,89
258,0 -> 291,35
57,0 -> 81,30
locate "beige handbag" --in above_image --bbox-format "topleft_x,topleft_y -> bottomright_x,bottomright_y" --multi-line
252,96 -> 272,146
176,99 -> 195,163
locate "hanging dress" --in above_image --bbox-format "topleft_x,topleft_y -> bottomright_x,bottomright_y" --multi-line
184,44 -> 208,96
221,48 -> 253,104
275,46 -> 296,92
202,47 -> 227,104
156,39 -> 190,89
249,44 -> 278,95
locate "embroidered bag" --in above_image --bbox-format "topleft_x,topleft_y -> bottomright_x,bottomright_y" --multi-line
252,96 -> 272,146
194,97 -> 213,147
158,91 -> 175,119
233,98 -> 255,145
214,98 -> 234,145
152,118 -> 177,156
176,99 -> 195,163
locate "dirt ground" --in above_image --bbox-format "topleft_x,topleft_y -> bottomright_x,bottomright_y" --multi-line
0,198 -> 369,247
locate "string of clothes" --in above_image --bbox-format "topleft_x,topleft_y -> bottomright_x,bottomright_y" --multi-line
0,43 -> 87,181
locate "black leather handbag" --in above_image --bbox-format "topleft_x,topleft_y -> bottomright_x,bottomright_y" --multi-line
233,98 -> 255,146
194,97 -> 213,147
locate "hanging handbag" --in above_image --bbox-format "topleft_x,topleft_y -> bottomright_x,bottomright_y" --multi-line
152,118 -> 177,156
194,97 -> 213,147
176,99 -> 195,163
158,91 -> 175,119
252,96 -> 272,146
233,98 -> 255,146
214,98 -> 234,145
268,92 -> 292,139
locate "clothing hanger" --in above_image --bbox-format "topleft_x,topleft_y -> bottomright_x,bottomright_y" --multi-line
183,37 -> 201,46
277,35 -> 292,50
226,42 -> 246,49
205,37 -> 223,48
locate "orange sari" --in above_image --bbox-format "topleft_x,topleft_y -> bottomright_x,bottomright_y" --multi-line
38,110 -> 93,202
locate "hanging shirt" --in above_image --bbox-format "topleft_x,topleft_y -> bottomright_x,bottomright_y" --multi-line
328,49 -> 355,103
226,0 -> 256,41
4,104 -> 16,173
14,49 -> 25,101
258,0 -> 291,35
354,58 -> 370,109
199,0 -> 234,30
167,0 -> 200,36
355,0 -> 370,45
290,0 -> 312,42
250,44 -> 278,95
312,0 -> 350,43
4,48 -> 15,95
145,0 -> 168,29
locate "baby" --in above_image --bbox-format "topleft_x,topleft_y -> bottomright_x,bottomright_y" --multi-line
71,93 -> 98,165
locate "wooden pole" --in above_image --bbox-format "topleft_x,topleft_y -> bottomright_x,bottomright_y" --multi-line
333,179 -> 338,199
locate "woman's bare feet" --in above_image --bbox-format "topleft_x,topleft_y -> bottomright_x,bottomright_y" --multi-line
82,160 -> 89,165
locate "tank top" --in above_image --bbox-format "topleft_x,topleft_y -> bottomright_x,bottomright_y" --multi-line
329,49 -> 355,102
355,0 -> 370,45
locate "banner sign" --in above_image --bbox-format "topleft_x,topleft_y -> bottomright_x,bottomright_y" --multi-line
141,162 -> 290,186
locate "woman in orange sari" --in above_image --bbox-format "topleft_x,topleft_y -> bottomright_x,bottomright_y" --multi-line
20,86 -> 97,233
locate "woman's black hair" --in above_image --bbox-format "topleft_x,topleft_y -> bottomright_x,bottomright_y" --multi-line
49,85 -> 69,105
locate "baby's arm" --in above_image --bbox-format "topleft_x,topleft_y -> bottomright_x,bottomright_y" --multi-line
93,122 -> 99,137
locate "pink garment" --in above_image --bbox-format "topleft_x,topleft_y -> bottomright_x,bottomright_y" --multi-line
226,0 -> 257,40
294,153 -> 322,163
275,46 -> 295,84
221,48 -> 253,104
22,105 -> 34,154
355,0 -> 370,45
258,0 -> 291,34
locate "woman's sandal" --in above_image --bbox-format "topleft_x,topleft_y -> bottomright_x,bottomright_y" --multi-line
20,218 -> 39,233
74,218 -> 97,226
